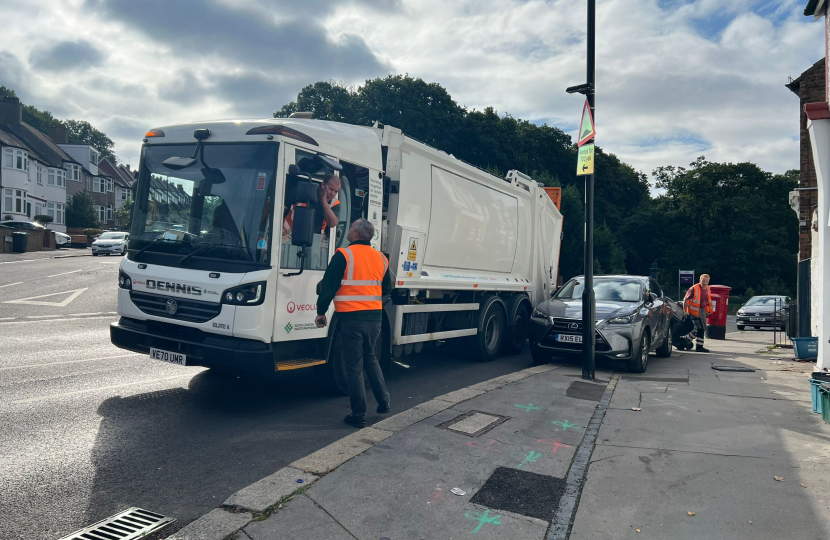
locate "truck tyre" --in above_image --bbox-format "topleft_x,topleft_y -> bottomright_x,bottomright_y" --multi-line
655,328 -> 672,358
502,296 -> 531,355
530,342 -> 551,365
628,331 -> 649,373
473,296 -> 506,362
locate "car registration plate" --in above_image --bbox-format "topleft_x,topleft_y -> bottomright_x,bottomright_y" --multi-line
556,334 -> 582,344
150,347 -> 186,366
749,317 -> 764,321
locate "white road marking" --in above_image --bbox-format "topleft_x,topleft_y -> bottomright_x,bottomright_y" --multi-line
0,282 -> 23,288
69,312 -> 104,317
98,261 -> 120,264
46,269 -> 84,278
0,353 -> 142,371
0,259 -> 37,265
12,374 -> 193,404
25,315 -> 61,319
0,317 -> 16,321
0,314 -> 115,325
3,287 -> 88,307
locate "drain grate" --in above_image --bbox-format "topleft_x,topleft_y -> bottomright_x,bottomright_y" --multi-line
712,366 -> 756,372
57,508 -> 175,540
437,411 -> 509,437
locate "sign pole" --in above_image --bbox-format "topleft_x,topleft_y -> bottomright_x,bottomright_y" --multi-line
567,0 -> 596,381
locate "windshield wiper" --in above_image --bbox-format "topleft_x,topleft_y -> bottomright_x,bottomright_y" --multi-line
133,236 -> 173,260
178,242 -> 251,265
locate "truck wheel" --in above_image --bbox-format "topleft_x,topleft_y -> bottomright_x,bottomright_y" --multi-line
530,343 -> 551,365
502,297 -> 531,355
627,331 -> 649,373
473,296 -> 506,362
655,329 -> 672,358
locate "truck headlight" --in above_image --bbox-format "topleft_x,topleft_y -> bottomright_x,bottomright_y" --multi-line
118,270 -> 132,290
221,282 -> 266,306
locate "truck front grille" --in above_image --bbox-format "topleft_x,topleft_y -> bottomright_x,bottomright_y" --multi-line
129,291 -> 221,323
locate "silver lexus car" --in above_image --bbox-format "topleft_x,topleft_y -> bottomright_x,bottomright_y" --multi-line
529,275 -> 675,373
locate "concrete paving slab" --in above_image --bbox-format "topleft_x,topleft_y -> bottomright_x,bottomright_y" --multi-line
570,445 -> 830,540
435,386 -> 488,404
291,427 -> 393,474
372,398 -> 453,432
244,494 -> 354,540
223,466 -> 318,513
165,508 -> 252,540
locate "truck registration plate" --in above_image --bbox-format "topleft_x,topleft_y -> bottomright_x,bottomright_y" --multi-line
749,317 -> 764,322
556,334 -> 582,344
150,347 -> 186,366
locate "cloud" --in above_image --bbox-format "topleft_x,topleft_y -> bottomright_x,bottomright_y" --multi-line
29,40 -> 106,72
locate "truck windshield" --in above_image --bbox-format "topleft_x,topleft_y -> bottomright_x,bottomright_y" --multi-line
130,143 -> 278,266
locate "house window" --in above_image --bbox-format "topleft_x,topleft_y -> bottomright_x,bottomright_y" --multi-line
120,188 -> 129,201
107,178 -> 114,192
4,189 -> 26,214
66,164 -> 81,181
37,166 -> 43,184
48,169 -> 55,185
57,169 -> 66,187
95,205 -> 106,223
46,202 -> 65,225
93,177 -> 102,193
90,149 -> 99,167
86,177 -> 91,191
35,203 -> 43,216
3,148 -> 28,171
106,204 -> 113,222
57,202 -> 64,225
3,148 -> 11,168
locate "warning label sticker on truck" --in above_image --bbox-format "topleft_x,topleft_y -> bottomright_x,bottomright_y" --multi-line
408,237 -> 418,261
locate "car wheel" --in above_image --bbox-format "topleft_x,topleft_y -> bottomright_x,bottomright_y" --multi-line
92,252 -> 99,256
628,331 -> 649,373
655,328 -> 672,358
121,248 -> 127,256
472,296 -> 506,362
737,325 -> 745,331
530,342 -> 551,365
754,326 -> 761,330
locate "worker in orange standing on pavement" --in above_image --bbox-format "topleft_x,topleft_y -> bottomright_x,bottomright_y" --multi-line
684,273 -> 714,352
314,219 -> 393,428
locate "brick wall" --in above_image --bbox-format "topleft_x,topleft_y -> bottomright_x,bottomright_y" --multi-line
798,59 -> 826,261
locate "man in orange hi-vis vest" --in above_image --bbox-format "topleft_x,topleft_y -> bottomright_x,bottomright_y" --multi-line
684,273 -> 714,353
315,219 -> 393,428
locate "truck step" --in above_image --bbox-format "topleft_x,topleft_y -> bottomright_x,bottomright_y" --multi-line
276,358 -> 327,371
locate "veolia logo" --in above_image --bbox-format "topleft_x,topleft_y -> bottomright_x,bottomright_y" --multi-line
287,301 -> 316,313
287,301 -> 296,314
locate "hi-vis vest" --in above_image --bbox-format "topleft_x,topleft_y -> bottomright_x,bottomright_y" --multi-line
685,284 -> 714,318
282,199 -> 340,240
334,244 -> 388,312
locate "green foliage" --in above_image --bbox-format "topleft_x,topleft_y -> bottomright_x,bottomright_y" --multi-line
274,76 -> 798,295
115,199 -> 134,229
33,214 -> 54,226
65,120 -> 116,163
83,228 -> 103,237
67,192 -> 100,229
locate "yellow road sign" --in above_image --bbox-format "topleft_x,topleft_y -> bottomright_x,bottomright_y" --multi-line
577,144 -> 594,176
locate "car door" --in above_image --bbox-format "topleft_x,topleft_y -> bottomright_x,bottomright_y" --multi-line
645,279 -> 665,346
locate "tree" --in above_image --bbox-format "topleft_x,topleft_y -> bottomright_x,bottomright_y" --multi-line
33,214 -> 54,227
275,81 -> 356,122
65,120 -> 116,163
67,192 -> 100,229
115,199 -> 134,229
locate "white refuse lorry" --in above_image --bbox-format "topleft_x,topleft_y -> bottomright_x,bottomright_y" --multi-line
111,117 -> 563,389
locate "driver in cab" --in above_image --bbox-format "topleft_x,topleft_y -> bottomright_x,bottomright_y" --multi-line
282,174 -> 341,243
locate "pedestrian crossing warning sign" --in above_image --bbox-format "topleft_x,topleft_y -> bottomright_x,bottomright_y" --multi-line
408,238 -> 418,261
577,99 -> 596,147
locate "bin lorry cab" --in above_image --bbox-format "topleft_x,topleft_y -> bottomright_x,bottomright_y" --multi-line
110,116 -> 563,390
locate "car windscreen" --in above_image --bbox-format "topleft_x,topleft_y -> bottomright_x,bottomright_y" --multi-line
99,233 -> 125,240
555,278 -> 642,303
745,297 -> 785,306
129,142 -> 278,266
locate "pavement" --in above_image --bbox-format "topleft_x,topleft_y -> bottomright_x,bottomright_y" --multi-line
164,331 -> 830,540
0,246 -> 91,262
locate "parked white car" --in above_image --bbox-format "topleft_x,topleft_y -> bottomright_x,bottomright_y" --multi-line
54,231 -> 71,248
92,232 -> 129,256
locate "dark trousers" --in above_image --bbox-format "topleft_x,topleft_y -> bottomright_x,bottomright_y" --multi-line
338,320 -> 389,418
692,317 -> 706,347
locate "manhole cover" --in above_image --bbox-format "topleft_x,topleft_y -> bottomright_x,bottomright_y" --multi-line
57,508 -> 175,540
437,411 -> 509,437
470,466 -> 565,520
566,380 -> 606,401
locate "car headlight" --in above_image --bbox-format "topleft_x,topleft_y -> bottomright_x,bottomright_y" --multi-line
118,270 -> 132,290
532,308 -> 548,319
607,314 -> 634,324
221,281 -> 266,306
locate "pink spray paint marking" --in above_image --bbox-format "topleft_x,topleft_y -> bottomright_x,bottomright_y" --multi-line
467,438 -> 501,457
538,438 -> 571,453
428,486 -> 443,506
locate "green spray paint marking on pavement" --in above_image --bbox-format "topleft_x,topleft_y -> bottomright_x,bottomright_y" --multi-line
465,509 -> 501,534
514,403 -> 541,412
552,420 -> 579,431
517,450 -> 542,469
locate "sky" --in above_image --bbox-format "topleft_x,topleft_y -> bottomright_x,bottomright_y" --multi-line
0,0 -> 824,183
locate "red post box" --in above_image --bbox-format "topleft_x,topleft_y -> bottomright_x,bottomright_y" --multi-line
706,284 -> 732,339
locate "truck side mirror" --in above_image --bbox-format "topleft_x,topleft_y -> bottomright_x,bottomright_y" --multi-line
291,180 -> 317,247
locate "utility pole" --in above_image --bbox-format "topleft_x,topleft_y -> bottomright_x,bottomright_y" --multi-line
566,0 -> 596,381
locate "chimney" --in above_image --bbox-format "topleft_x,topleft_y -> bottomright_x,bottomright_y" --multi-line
47,122 -> 68,144
0,97 -> 23,131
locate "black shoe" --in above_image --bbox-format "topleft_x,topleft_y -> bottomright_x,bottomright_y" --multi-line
695,346 -> 710,353
377,402 -> 391,414
344,414 -> 366,428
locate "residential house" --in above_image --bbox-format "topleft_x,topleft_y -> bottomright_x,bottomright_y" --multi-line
100,157 -> 134,211
57,140 -> 116,229
0,97 -> 70,232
